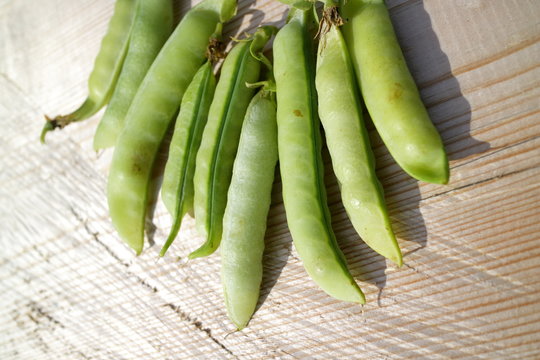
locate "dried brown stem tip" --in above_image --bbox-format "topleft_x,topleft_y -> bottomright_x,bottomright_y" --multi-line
316,6 -> 345,39
206,38 -> 226,64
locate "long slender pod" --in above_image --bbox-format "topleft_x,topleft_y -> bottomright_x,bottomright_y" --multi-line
160,60 -> 217,257
341,0 -> 449,184
316,5 -> 402,266
190,26 -> 275,259
221,83 -> 278,330
93,0 -> 174,150
274,8 -> 365,303
41,0 -> 137,142
107,0 -> 236,254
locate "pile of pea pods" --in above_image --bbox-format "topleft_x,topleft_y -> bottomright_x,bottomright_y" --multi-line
42,0 -> 448,329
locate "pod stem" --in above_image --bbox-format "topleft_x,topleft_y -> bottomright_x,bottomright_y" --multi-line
40,97 -> 98,143
40,114 -> 77,143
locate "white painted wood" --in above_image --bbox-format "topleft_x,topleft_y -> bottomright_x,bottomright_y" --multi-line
1,0 -> 539,358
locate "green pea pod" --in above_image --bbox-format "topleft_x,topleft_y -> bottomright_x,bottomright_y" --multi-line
316,7 -> 402,266
159,61 -> 216,257
221,84 -> 278,330
274,8 -> 365,304
107,0 -> 236,255
93,0 -> 174,150
275,0 -> 315,11
341,0 -> 449,184
191,26 -> 276,259
41,0 -> 137,143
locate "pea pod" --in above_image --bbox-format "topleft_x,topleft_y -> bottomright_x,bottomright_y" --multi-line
107,0 -> 236,254
93,0 -> 174,150
316,6 -> 402,266
341,0 -> 449,184
41,0 -> 137,142
221,83 -> 278,330
159,60 -> 216,257
274,7 -> 365,304
191,26 -> 276,259
275,0 -> 314,11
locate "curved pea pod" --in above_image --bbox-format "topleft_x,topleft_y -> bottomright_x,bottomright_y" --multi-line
341,0 -> 449,184
107,0 -> 237,255
41,0 -> 137,142
221,86 -> 278,330
159,61 -> 216,257
274,8 -> 365,304
93,0 -> 174,150
316,9 -> 402,266
190,26 -> 276,259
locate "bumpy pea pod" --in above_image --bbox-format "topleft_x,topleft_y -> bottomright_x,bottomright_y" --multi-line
159,58 -> 217,257
191,26 -> 276,259
107,0 -> 236,255
221,80 -> 278,330
316,5 -> 402,266
93,0 -> 173,150
41,0 -> 137,143
274,7 -> 365,304
341,0 -> 449,184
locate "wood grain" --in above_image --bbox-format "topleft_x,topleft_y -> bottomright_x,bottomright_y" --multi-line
1,0 -> 539,359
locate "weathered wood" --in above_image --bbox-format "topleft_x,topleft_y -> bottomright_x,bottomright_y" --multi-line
1,0 -> 539,359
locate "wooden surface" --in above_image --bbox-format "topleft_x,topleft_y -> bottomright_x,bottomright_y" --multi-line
1,0 -> 539,358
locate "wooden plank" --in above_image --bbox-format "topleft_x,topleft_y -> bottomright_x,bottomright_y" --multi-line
1,0 -> 539,359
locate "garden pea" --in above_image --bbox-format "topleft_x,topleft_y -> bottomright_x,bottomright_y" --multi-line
159,60 -> 216,257
274,7 -> 365,304
41,0 -> 137,143
107,0 -> 236,254
221,84 -> 278,330
316,6 -> 402,266
341,0 -> 449,184
190,26 -> 276,259
93,0 -> 173,150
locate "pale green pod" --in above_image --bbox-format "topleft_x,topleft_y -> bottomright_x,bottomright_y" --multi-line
107,0 -> 236,254
93,0 -> 174,150
41,0 -> 137,142
221,87 -> 278,330
274,8 -> 365,304
160,61 -> 216,257
316,14 -> 402,266
275,0 -> 315,11
190,26 -> 275,259
341,0 -> 449,184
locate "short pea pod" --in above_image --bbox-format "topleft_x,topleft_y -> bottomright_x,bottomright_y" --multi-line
316,7 -> 402,266
341,0 -> 449,184
221,85 -> 278,330
41,0 -> 137,142
93,0 -> 173,150
159,60 -> 216,257
107,0 -> 236,254
191,26 -> 275,259
274,8 -> 365,304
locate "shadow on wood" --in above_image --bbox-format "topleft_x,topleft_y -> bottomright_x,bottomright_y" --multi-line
389,0 -> 490,161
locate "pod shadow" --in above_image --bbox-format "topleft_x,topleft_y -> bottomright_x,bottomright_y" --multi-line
145,115 -> 176,248
321,143 -> 390,306
255,168 -> 292,313
172,0 -> 192,25
387,0 -> 490,161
